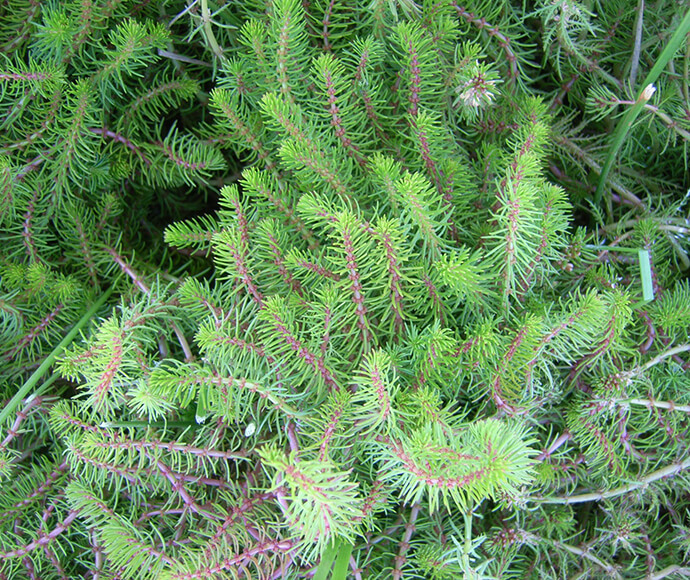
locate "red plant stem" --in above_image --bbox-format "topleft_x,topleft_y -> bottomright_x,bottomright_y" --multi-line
450,2 -> 520,87
16,155 -> 46,179
392,503 -> 420,579
89,127 -> 150,166
5,304 -> 64,362
286,421 -> 300,454
148,452 -> 214,519
21,190 -> 41,262
21,557 -> 36,579
265,231 -> 303,294
43,544 -> 68,579
0,461 -> 69,527
375,226 -> 405,333
155,140 -> 208,170
194,538 -> 294,579
536,431 -> 572,461
105,247 -> 194,360
89,436 -> 250,461
0,510 -> 79,560
0,395 -> 48,451
133,506 -> 185,527
106,247 -> 150,293
320,57 -> 366,166
68,443 -> 155,488
550,74 -> 579,110
0,0 -> 40,53
318,397 -> 347,461
638,310 -> 656,353
349,555 -> 363,580
202,489 -> 278,561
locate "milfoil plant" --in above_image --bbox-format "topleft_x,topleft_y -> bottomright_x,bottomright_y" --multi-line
1,0 -> 690,578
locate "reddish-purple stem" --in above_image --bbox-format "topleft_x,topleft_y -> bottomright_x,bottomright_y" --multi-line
392,503 -> 420,580
90,127 -> 150,166
0,510 -> 79,560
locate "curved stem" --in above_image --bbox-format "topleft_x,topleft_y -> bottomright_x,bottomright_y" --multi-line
650,565 -> 690,580
627,344 -> 690,378
532,454 -> 690,505
521,532 -> 621,579
201,0 -> 226,62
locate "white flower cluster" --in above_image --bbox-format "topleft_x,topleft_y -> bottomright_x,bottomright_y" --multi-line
454,61 -> 499,111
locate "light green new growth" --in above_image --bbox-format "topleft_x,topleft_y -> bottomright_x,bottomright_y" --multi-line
1,0 -> 690,578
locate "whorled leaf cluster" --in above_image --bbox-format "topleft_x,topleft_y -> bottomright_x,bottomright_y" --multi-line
1,1 -> 690,578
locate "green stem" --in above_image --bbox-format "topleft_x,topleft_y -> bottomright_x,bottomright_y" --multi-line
521,532 -> 621,578
624,398 -> 690,414
627,343 -> 690,378
594,8 -> 690,206
0,286 -> 116,426
460,510 -> 473,573
201,0 -> 225,62
650,565 -> 690,580
532,454 -> 690,505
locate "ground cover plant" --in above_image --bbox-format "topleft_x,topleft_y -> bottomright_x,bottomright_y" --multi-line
1,0 -> 690,578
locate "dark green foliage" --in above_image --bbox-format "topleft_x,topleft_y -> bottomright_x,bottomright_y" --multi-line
2,1 -> 690,578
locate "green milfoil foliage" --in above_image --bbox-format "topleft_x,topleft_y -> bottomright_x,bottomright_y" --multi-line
1,1 -> 690,579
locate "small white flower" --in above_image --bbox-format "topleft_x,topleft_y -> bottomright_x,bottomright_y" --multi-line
453,61 -> 500,112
